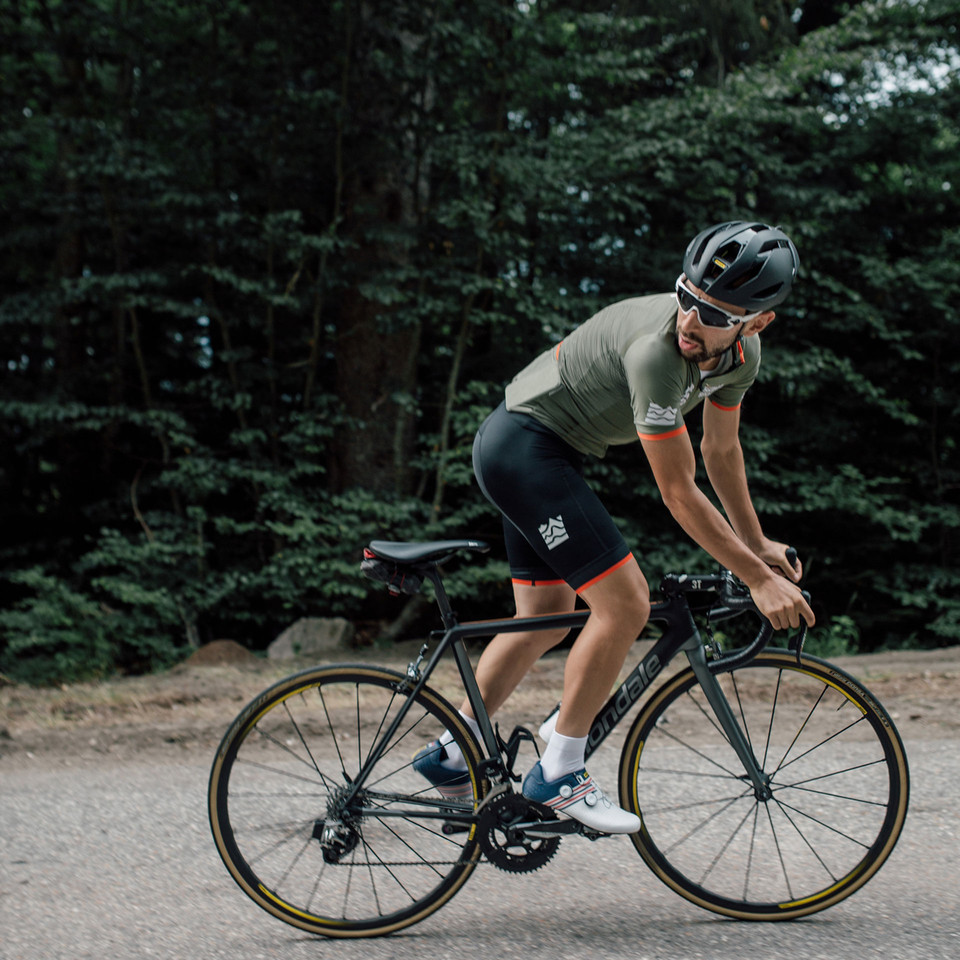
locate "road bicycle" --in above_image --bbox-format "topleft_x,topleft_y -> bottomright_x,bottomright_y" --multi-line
208,539 -> 909,938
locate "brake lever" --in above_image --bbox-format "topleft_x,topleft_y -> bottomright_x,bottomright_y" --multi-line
790,622 -> 808,665
708,555 -> 811,673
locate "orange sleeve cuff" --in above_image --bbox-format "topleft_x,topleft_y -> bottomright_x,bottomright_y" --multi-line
637,424 -> 688,441
708,399 -> 741,412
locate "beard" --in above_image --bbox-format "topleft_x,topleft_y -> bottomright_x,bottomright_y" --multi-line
674,330 -> 737,364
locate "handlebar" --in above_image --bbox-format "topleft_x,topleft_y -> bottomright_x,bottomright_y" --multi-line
659,548 -> 810,674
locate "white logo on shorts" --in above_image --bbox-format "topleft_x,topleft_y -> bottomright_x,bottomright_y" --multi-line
539,515 -> 569,550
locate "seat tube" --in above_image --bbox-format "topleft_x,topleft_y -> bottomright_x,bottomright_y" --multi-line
424,568 -> 499,760
448,635 -> 499,759
683,640 -> 769,796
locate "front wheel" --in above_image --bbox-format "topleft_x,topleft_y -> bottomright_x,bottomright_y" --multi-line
619,650 -> 909,920
209,664 -> 487,938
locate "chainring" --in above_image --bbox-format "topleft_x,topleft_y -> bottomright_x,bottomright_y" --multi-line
477,793 -> 561,873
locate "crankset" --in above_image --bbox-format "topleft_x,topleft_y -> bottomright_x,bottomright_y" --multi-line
477,793 -> 563,873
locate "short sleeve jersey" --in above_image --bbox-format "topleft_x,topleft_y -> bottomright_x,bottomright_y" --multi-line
504,293 -> 760,459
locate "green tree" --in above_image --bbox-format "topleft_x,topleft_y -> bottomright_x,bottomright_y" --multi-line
1,0 -> 957,683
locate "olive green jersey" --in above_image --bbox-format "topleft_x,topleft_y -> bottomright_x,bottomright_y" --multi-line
504,293 -> 760,458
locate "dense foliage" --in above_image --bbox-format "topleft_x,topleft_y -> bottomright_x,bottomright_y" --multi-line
1,0 -> 957,683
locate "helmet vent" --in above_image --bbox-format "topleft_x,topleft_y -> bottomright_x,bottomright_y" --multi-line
760,239 -> 790,253
753,282 -> 783,300
691,235 -> 713,266
704,240 -> 743,280
727,260 -> 765,289
715,240 -> 743,262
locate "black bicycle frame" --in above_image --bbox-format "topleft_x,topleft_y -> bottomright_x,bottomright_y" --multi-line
342,565 -> 769,806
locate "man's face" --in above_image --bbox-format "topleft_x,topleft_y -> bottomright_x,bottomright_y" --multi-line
675,277 -> 753,364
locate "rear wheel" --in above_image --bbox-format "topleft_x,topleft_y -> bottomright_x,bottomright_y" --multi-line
619,650 -> 909,919
209,664 -> 486,938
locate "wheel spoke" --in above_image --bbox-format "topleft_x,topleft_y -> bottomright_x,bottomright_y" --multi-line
317,683 -> 349,781
684,688 -> 734,747
648,721 -> 752,782
771,796 -> 874,849
248,724 -> 340,792
769,681 -> 828,775
663,789 -> 753,857
775,714 -> 869,775
245,819 -> 315,869
762,800 -> 796,900
770,798 -> 840,884
697,799 -> 757,886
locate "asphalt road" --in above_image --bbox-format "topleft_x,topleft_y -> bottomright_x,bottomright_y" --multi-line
2,734 -> 958,960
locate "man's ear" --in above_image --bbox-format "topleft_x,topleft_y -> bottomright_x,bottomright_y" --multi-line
742,311 -> 775,337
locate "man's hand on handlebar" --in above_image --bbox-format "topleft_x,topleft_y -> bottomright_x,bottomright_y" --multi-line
752,538 -> 803,583
749,565 -> 815,631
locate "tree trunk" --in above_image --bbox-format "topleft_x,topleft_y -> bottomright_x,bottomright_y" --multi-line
327,1 -> 425,495
331,286 -> 421,495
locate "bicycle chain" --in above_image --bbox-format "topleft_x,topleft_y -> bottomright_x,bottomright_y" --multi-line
321,787 -> 563,872
325,797 -> 562,872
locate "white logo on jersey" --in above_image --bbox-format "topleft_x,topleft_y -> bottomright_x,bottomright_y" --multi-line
539,515 -> 569,550
699,383 -> 722,398
644,401 -> 678,426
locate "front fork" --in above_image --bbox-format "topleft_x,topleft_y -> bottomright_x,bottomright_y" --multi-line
683,637 -> 772,801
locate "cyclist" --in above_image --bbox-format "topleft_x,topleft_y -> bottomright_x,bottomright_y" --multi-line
415,221 -> 816,833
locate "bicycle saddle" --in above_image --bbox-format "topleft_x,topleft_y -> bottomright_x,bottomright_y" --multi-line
366,539 -> 490,564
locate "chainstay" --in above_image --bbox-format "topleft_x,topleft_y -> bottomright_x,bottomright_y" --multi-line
325,856 -> 480,867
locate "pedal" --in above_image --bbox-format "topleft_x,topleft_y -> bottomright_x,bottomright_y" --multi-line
520,819 -> 614,841
516,818 -> 582,839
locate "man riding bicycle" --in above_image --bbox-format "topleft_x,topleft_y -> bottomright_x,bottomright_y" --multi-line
415,221 -> 816,833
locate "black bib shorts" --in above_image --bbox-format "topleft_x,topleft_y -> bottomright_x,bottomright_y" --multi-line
472,402 -> 632,593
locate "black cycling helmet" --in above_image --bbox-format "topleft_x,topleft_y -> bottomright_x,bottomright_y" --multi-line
682,221 -> 799,311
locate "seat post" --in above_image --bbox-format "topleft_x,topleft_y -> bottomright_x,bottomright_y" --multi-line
424,567 -> 458,630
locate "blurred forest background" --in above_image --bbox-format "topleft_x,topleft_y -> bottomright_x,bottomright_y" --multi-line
1,0 -> 958,683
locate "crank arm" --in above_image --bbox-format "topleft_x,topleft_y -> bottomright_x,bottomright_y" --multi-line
516,819 -> 583,839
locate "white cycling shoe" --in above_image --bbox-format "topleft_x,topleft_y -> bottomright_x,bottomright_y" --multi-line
522,761 -> 641,834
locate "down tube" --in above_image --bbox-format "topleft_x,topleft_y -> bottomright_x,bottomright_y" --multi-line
584,619 -> 693,758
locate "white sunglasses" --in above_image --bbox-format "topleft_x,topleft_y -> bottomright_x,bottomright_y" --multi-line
675,275 -> 763,329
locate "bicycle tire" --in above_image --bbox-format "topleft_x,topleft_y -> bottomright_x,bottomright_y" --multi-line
209,664 -> 487,938
618,649 -> 909,920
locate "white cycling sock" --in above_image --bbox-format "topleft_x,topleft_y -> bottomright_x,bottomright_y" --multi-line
539,731 -> 588,782
437,710 -> 481,770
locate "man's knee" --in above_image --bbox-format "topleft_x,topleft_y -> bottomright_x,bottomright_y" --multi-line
621,586 -> 651,631
593,580 -> 650,634
579,557 -> 650,632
